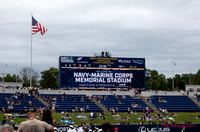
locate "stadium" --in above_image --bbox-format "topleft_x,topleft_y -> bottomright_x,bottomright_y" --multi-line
0,54 -> 200,132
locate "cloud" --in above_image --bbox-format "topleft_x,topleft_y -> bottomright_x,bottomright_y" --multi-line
0,0 -> 200,79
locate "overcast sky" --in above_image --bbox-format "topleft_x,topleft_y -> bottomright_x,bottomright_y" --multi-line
0,0 -> 200,78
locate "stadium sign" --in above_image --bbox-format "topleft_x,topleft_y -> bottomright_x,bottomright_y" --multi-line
59,56 -> 145,88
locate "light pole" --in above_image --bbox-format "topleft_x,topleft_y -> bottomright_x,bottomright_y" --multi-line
2,63 -> 4,83
172,61 -> 176,91
16,64 -> 19,83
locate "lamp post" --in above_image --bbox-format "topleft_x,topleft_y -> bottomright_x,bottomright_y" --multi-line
172,61 -> 176,91
16,64 -> 19,83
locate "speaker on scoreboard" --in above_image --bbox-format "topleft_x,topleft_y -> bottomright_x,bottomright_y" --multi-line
101,51 -> 105,57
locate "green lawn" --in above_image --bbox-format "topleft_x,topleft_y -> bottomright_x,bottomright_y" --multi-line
1,112 -> 200,125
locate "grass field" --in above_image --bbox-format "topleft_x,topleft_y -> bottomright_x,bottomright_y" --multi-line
1,112 -> 200,125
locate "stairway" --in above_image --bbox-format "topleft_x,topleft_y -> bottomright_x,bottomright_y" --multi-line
140,96 -> 160,113
189,97 -> 200,107
35,94 -> 50,108
91,97 -> 110,113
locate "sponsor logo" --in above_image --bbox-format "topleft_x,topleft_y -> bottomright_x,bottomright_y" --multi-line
118,59 -> 131,63
133,59 -> 144,64
77,61 -> 88,64
77,57 -> 82,60
138,126 -> 170,132
60,57 -> 74,63
118,65 -> 125,68
138,126 -> 146,132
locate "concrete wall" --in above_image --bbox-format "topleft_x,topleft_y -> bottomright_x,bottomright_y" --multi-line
1,88 -> 196,97
0,88 -> 134,96
141,91 -> 183,97
0,82 -> 23,87
0,88 -> 29,93
185,85 -> 200,92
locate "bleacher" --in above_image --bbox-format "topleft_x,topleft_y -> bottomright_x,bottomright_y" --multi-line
150,95 -> 200,112
0,93 -> 46,112
1,91 -> 200,113
96,95 -> 151,112
40,94 -> 103,112
197,94 -> 200,102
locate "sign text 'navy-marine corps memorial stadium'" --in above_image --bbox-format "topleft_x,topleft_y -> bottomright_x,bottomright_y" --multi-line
59,56 -> 145,88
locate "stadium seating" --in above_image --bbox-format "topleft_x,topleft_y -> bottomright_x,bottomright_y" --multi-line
0,93 -> 46,112
95,95 -> 151,112
150,95 -> 200,112
40,94 -> 103,112
2,92 -> 199,113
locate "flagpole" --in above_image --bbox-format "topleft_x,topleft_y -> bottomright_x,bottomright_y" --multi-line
16,64 -> 18,83
30,13 -> 33,88
2,63 -> 4,83
172,61 -> 174,91
189,68 -> 192,85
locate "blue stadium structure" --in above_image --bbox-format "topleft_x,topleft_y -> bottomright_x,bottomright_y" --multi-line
95,95 -> 152,112
40,94 -> 103,112
150,95 -> 200,112
0,93 -> 46,112
0,92 -> 200,113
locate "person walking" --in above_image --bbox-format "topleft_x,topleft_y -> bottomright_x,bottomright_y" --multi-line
17,109 -> 54,132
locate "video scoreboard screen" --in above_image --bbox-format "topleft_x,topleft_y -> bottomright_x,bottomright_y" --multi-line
59,56 -> 145,88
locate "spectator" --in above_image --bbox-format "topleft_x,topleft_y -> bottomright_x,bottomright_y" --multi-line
41,109 -> 54,125
78,125 -> 84,132
86,105 -> 89,112
101,122 -> 112,132
90,112 -> 94,118
68,125 -> 75,132
0,125 -> 16,132
17,109 -> 54,132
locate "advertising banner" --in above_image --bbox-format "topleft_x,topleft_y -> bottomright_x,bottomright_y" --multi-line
14,124 -> 200,132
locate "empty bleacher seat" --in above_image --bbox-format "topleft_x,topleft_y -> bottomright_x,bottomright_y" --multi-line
150,95 -> 200,112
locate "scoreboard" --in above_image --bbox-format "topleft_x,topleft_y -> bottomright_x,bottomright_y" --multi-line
59,56 -> 145,88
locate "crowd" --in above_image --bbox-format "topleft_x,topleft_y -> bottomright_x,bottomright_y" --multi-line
193,93 -> 200,102
2,91 -> 39,114
158,97 -> 167,103
0,108 -> 112,132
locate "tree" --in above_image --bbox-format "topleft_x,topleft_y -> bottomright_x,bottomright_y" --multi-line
166,78 -> 172,90
157,74 -> 168,90
40,67 -> 59,89
4,74 -> 21,82
174,74 -> 185,90
145,69 -> 168,90
20,67 -> 39,87
193,69 -> 200,85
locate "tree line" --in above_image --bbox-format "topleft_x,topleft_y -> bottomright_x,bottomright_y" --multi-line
146,69 -> 200,90
1,67 -> 200,90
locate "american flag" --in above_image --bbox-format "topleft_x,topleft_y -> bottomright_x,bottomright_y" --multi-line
32,17 -> 47,35
172,61 -> 176,66
3,63 -> 8,67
